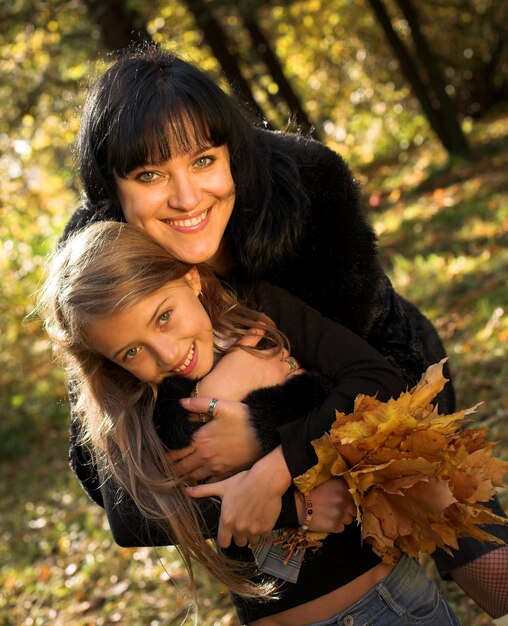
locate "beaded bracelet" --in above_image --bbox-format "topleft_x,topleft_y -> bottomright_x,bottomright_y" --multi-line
299,492 -> 314,532
191,381 -> 199,398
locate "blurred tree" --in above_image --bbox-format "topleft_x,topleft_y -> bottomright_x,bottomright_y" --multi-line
232,0 -> 318,136
81,0 -> 152,49
182,0 -> 269,121
422,0 -> 508,118
367,0 -> 469,156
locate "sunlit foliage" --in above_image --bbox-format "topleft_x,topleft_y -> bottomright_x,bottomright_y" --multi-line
1,1 -> 507,623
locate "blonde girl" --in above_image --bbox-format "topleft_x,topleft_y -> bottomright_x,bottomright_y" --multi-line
40,221 -> 459,625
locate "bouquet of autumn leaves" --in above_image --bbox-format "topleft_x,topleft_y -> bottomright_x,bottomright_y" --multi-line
294,359 -> 508,563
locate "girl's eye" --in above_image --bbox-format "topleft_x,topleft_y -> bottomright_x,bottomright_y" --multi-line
159,310 -> 172,325
125,347 -> 141,360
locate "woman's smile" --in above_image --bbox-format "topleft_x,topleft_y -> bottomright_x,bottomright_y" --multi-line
115,145 -> 235,270
161,207 -> 211,233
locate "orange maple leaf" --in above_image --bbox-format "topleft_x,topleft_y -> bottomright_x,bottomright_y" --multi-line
294,359 -> 508,562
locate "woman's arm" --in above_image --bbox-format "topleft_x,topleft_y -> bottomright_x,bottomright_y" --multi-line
68,381 -> 303,548
176,282 -> 405,481
253,283 -> 406,477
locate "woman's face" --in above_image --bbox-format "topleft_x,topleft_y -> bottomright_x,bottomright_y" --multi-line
115,145 -> 235,269
87,269 -> 215,384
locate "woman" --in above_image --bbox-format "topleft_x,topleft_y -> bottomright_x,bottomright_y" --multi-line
63,45 -> 507,617
43,221 -> 459,625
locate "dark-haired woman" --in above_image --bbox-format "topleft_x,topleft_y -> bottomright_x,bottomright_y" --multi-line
64,45 -> 508,618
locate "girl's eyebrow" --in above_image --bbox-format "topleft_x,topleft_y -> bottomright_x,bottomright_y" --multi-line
148,297 -> 170,325
111,297 -> 170,359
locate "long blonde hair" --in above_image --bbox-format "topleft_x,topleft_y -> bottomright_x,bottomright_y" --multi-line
40,221 -> 286,598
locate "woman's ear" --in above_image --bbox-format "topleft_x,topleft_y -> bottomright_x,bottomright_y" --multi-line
185,266 -> 202,296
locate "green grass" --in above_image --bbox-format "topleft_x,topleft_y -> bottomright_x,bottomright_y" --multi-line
1,112 -> 507,625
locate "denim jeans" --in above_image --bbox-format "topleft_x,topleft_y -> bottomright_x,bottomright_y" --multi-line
305,555 -> 461,626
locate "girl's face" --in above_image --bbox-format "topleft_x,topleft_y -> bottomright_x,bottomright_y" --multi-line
115,145 -> 235,271
87,269 -> 215,384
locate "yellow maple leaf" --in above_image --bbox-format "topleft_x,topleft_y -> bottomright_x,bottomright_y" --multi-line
294,433 -> 339,493
294,360 -> 508,562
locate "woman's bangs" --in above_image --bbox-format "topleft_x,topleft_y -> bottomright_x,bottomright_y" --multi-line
111,93 -> 226,178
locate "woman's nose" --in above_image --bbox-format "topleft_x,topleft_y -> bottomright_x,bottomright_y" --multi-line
167,173 -> 202,212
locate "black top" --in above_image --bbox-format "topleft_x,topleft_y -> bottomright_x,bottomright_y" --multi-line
70,282 -> 404,620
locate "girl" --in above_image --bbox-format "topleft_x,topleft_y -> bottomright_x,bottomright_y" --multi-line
63,45 -> 507,616
41,221 -> 459,625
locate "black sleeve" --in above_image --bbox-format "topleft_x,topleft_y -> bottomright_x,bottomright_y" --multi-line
68,381 -> 104,507
68,374 -> 301,547
251,283 -> 405,477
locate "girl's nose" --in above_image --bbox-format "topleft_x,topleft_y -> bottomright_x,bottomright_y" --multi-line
167,173 -> 202,212
155,340 -> 178,367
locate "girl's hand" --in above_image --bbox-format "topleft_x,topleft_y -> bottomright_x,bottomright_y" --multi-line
187,447 -> 292,548
296,478 -> 356,534
167,399 -> 263,482
198,332 -> 300,401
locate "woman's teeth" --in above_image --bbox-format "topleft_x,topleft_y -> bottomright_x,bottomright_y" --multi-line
168,209 -> 208,228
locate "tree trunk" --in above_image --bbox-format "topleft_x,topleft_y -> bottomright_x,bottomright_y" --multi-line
242,16 -> 319,138
81,0 -> 152,50
367,0 -> 469,156
182,0 -> 269,123
395,0 -> 469,155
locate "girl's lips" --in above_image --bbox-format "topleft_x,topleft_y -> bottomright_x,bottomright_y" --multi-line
170,342 -> 198,377
161,208 -> 210,233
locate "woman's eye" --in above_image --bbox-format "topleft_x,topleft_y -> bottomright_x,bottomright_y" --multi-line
125,347 -> 140,360
135,170 -> 158,183
159,310 -> 172,325
195,155 -> 215,168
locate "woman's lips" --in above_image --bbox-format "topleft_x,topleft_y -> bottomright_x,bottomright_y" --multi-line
170,342 -> 198,377
162,208 -> 210,233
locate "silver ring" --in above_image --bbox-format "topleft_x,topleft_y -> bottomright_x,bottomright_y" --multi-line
284,357 -> 298,373
207,397 -> 218,417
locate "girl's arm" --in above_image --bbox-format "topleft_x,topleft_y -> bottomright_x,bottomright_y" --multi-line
187,447 -> 355,548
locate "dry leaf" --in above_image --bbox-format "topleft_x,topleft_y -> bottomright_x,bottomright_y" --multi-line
294,359 -> 508,562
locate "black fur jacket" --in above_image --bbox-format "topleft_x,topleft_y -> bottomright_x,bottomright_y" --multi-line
64,128 -> 453,409
153,372 -> 331,453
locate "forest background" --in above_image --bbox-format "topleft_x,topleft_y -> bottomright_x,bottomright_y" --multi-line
1,0 -> 507,624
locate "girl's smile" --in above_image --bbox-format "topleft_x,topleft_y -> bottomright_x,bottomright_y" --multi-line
170,341 -> 198,376
86,269 -> 215,384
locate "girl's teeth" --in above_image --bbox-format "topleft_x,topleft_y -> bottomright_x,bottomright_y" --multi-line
175,344 -> 194,372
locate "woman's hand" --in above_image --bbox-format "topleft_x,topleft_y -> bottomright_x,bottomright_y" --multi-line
296,478 -> 356,534
187,446 -> 292,548
198,332 -> 300,401
167,398 -> 263,482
